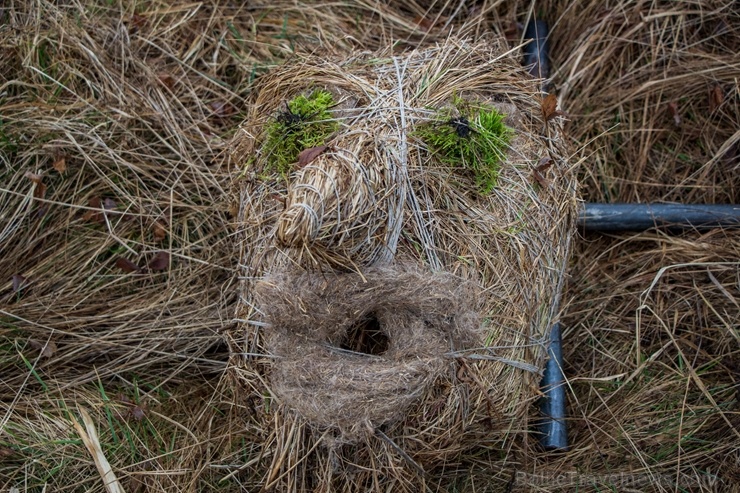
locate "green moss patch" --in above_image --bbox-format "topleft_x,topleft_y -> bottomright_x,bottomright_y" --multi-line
263,89 -> 339,174
415,99 -> 513,193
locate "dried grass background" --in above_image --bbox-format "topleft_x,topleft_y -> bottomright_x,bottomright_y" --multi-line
0,0 -> 738,492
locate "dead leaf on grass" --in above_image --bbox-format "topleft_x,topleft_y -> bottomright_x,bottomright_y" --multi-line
52,156 -> 67,173
709,85 -> 723,112
130,13 -> 147,32
209,101 -> 234,119
24,171 -> 47,199
11,274 -> 28,293
28,339 -> 57,358
412,15 -> 435,31
152,221 -> 167,241
541,94 -> 566,122
532,170 -> 550,188
24,171 -> 43,184
103,198 -> 117,211
158,73 -> 175,90
667,101 -> 681,127
148,251 -> 170,271
82,197 -> 104,223
297,145 -> 327,168
130,405 -> 146,421
535,156 -> 553,172
532,156 -> 553,188
115,257 -> 141,273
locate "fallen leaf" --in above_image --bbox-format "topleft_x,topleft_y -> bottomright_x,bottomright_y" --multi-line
130,406 -> 146,421
158,73 -> 175,90
297,145 -> 327,168
152,221 -> 167,241
667,101 -> 681,127
103,198 -> 117,211
209,101 -> 234,118
35,183 -> 47,199
542,94 -> 557,119
83,197 -> 104,223
532,156 -> 553,188
28,339 -> 57,358
52,156 -> 67,173
116,393 -> 133,405
130,13 -> 147,32
532,170 -> 550,188
412,15 -> 435,31
11,274 -> 28,293
535,156 -> 553,172
0,446 -> 14,459
227,201 -> 239,218
24,171 -> 43,184
709,85 -> 723,112
148,251 -> 170,271
503,21 -> 520,41
115,257 -> 141,273
24,171 -> 47,199
541,94 -> 566,122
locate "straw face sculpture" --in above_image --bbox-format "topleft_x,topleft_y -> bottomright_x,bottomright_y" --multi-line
230,37 -> 577,490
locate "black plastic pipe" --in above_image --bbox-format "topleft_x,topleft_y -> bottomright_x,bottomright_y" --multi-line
580,203 -> 740,231
523,19 -> 550,79
539,323 -> 568,450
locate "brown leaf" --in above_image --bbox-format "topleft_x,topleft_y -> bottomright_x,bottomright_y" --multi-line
532,170 -> 550,188
152,221 -> 167,241
116,393 -> 133,405
11,274 -> 28,293
158,73 -> 175,90
130,405 -> 146,421
503,20 -> 520,41
667,101 -> 681,127
130,13 -> 147,32
535,156 -> 553,172
52,156 -> 67,173
412,15 -> 435,31
35,183 -> 47,199
115,257 -> 141,273
28,339 -> 57,358
24,171 -> 47,199
103,198 -> 117,211
148,251 -> 170,271
83,197 -> 104,223
297,145 -> 327,168
209,101 -> 234,118
0,446 -> 15,459
709,85 -> 723,112
24,171 -> 43,184
541,94 -> 566,122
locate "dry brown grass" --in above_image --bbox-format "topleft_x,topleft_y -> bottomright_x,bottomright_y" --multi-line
1,0 -> 738,492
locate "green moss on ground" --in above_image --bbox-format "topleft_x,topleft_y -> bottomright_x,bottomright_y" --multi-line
263,89 -> 338,174
416,99 -> 513,193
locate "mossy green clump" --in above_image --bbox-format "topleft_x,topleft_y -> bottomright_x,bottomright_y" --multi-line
415,99 -> 514,193
263,90 -> 339,174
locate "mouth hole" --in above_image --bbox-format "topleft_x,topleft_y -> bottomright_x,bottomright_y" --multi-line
339,313 -> 389,356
